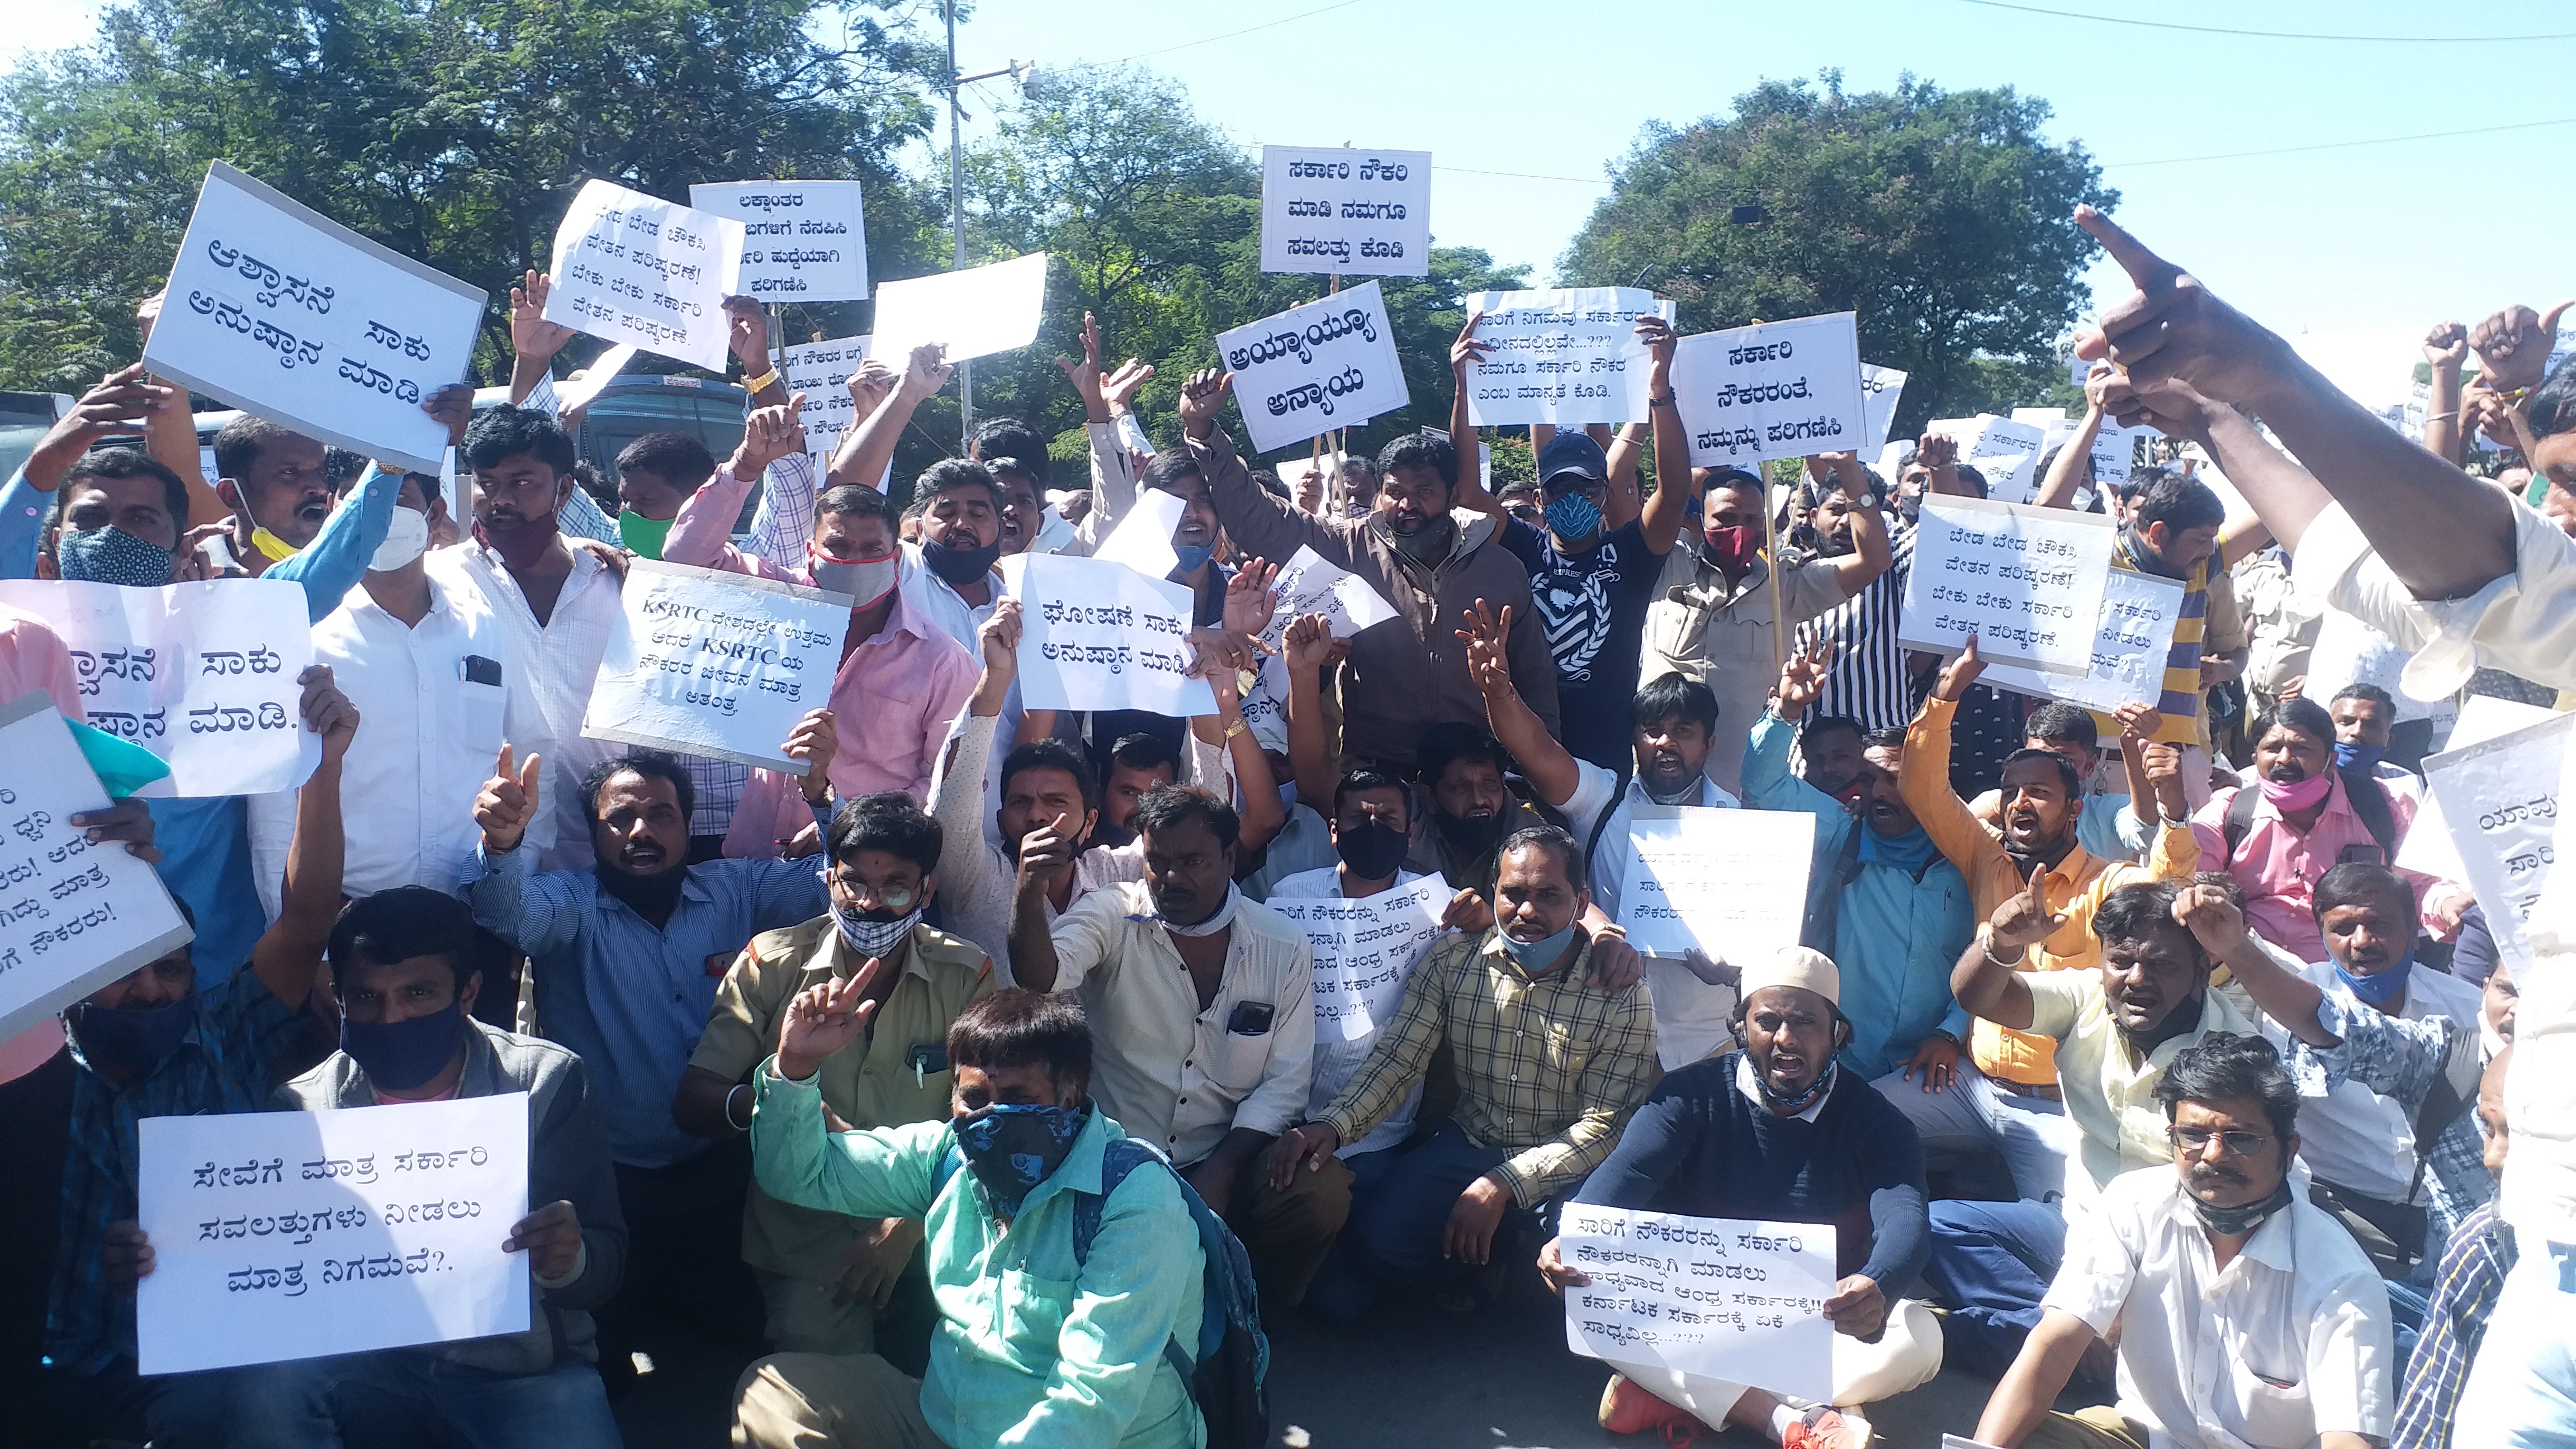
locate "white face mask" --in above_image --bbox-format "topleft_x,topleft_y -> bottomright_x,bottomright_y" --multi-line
368,506 -> 430,573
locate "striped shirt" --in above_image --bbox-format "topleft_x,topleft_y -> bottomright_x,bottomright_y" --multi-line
2392,1203 -> 2515,1449
1795,523 -> 1917,731
2096,532 -> 2247,748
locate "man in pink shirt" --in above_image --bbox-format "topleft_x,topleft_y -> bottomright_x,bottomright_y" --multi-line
2190,695 -> 2457,962
659,404 -> 977,853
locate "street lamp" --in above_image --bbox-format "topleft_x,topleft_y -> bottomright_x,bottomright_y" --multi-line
940,0 -> 1040,451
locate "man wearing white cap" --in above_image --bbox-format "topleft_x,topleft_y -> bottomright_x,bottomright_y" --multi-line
1540,947 -> 1942,1449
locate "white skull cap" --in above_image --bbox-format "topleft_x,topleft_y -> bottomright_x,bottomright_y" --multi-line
1738,946 -> 1840,1011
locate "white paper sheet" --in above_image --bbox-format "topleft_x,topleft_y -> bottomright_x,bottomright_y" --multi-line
1615,807 -> 1815,960
1215,282 -> 1410,454
1265,874 -> 1450,1041
1928,414 -> 2049,504
1979,566 -> 2185,713
1895,495 -> 2117,676
1236,546 -> 1401,747
1460,288 -> 1675,426
1559,1204 -> 1837,1403
552,342 -> 638,417
866,253 -> 1049,366
778,334 -> 873,467
998,552 -> 1218,717
1091,489 -> 1187,580
545,179 -> 745,371
1859,363 -> 1908,450
2397,694 -> 2559,881
1670,312 -> 1867,470
1259,146 -> 1432,278
2421,710 -> 2576,980
688,179 -> 869,302
581,560 -> 853,772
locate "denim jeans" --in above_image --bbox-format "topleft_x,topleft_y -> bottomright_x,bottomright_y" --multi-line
1307,1119 -> 1524,1322
1920,1197 -> 2068,1379
226,1351 -> 621,1449
1871,1060 -> 2078,1202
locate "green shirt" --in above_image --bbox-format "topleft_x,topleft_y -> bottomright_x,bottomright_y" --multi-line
752,1062 -> 1206,1449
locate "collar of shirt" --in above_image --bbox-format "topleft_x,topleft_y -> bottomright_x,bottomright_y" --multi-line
1734,1050 -> 1830,1124
1675,548 -> 1770,605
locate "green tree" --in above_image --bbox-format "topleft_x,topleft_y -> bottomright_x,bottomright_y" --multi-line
1560,72 -> 2114,437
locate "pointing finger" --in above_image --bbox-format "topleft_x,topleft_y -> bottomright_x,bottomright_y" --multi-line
2544,300 -> 2574,339
2075,204 -> 2179,291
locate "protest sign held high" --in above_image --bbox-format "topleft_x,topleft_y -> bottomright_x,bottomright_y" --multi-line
1615,807 -> 1815,961
1896,496 -> 2115,676
1669,312 -> 1866,469
1266,874 -> 1449,1042
999,553 -> 1218,718
0,578 -> 320,798
1558,1204 -> 1838,1403
1215,282 -> 1410,454
1260,145 -> 1432,278
1929,414 -> 2048,503
1978,565 -> 2184,713
866,252 -> 1049,366
0,693 -> 195,1042
779,334 -> 873,469
2422,710 -> 2576,980
545,179 -> 746,372
1237,545 -> 1400,742
584,560 -> 852,773
145,162 -> 485,476
136,1093 -> 532,1375
1460,288 -> 1675,427
1859,363 -> 1908,450
688,180 -> 869,302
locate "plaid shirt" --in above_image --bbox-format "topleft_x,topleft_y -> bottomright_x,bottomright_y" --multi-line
2393,1202 -> 2516,1449
47,964 -> 305,1375
1319,930 -> 1658,1206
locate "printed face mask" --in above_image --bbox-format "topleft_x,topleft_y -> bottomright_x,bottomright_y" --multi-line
1543,490 -> 1603,541
953,1102 -> 1087,1216
56,525 -> 175,586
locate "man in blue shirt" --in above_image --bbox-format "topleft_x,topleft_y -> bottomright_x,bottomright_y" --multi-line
462,717 -> 839,1390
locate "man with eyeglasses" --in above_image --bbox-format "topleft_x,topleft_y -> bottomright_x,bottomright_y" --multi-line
1969,1031 -> 2393,1449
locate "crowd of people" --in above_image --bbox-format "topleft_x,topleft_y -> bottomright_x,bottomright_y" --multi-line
3,200 -> 2575,1449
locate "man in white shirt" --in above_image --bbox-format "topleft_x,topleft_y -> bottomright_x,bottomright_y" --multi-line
1971,1032 -> 2392,1449
1008,784 -> 1341,1308
427,405 -> 622,871
249,467 -> 507,913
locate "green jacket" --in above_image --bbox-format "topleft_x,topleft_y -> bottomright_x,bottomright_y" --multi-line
752,1062 -> 1206,1449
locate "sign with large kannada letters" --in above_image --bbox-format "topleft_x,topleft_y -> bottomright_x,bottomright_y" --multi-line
1928,415 -> 2048,504
0,579 -> 319,798
0,693 -> 195,1042
1669,313 -> 1865,470
866,253 -> 1049,366
1896,496 -> 2115,676
1237,545 -> 1401,744
2422,710 -> 2576,981
1558,1205 -> 1836,1403
779,334 -> 873,468
544,179 -> 746,372
688,181 -> 869,302
1260,145 -> 1431,278
1978,566 -> 2185,713
582,560 -> 853,774
1859,364 -> 1908,449
1615,807 -> 1814,960
144,162 -> 485,477
1460,288 -> 1675,427
136,1093 -> 532,1375
1215,282 -> 1410,454
1265,874 -> 1449,1042
998,552 -> 1218,718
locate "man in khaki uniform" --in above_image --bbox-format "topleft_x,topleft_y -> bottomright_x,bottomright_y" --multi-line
676,792 -> 996,1367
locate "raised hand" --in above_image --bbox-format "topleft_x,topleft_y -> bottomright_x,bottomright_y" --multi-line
1453,598 -> 1516,702
1773,638 -> 1833,720
2470,302 -> 2574,393
847,359 -> 898,420
2170,880 -> 2250,958
31,364 -> 179,486
297,664 -> 360,764
1913,431 -> 1958,471
1183,626 -> 1261,680
2111,701 -> 2164,744
475,744 -> 543,855
778,957 -> 884,1081
1178,368 -> 1234,441
1931,635 -> 1984,703
1635,314 -> 1678,377
979,599 -> 1024,676
723,295 -> 771,377
2071,205 -> 2279,406
2095,370 -> 2224,449
1988,863 -> 2068,953
1056,310 -> 1109,418
423,383 -> 475,450
1102,357 -> 1154,414
1223,557 -> 1280,637
1450,311 -> 1490,377
509,271 -> 575,363
900,343 -> 955,402
1282,612 -> 1333,673
735,392 -> 809,476
2423,321 -> 2470,371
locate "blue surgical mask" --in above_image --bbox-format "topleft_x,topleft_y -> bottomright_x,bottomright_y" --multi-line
1499,921 -> 1579,973
2335,951 -> 2415,1009
1172,542 -> 1216,574
340,999 -> 467,1091
953,1102 -> 1088,1216
56,524 -> 176,587
2333,741 -> 2386,775
1543,491 -> 1603,541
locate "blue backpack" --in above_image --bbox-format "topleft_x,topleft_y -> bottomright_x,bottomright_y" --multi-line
935,1135 -> 1271,1449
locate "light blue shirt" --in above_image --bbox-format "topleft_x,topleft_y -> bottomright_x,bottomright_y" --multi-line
1742,709 -> 1975,1082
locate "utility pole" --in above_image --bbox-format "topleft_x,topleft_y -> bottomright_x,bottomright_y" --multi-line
939,2 -> 1036,454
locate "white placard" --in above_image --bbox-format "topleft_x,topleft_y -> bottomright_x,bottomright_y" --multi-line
1091,489 -> 1187,580
552,342 -> 638,417
1979,566 -> 2185,712
2090,422 -> 2135,489
779,334 -> 873,468
688,180 -> 868,302
1896,496 -> 2116,675
1265,874 -> 1450,1041
1859,363 -> 1907,450
1616,807 -> 1814,959
1460,288 -> 1675,427
136,1093 -> 532,1375
1215,282 -> 1410,455
866,253 -> 1049,366
0,579 -> 318,798
1259,146 -> 1431,278
1670,312 -> 1865,469
1237,546 -> 1402,744
0,694 -> 195,1041
1558,1204 -> 1836,1403
998,553 -> 1218,717
2422,711 -> 2576,980
581,559 -> 852,773
544,179 -> 745,372
1929,415 -> 2048,504
2398,695 -> 2559,881
145,162 -> 484,476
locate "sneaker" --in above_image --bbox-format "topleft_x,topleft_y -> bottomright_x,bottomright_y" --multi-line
1783,1407 -> 1873,1449
1597,1375 -> 1701,1444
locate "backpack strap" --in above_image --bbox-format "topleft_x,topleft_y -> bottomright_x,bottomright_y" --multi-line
2339,767 -> 2399,865
1069,1139 -> 1204,1377
932,1139 -> 964,1199
2223,783 -> 2260,860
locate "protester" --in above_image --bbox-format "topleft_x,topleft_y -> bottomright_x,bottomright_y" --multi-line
1966,702 -> 2139,864
1540,948 -> 1940,1449
2092,472 -> 2255,792
2392,1047 -> 2516,1449
2322,681 -> 2423,804
1792,433 -> 1964,735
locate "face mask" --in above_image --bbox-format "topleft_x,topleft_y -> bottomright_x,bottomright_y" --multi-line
67,993 -> 193,1074
473,507 -> 564,572
1334,817 -> 1410,881
1754,1055 -> 1839,1115
1702,523 -> 1760,574
1543,491 -> 1603,541
249,525 -> 302,564
1172,542 -> 1216,574
1897,491 -> 1923,523
953,1102 -> 1087,1217
617,512 -> 675,560
809,547 -> 900,608
2257,771 -> 2332,811
2333,741 -> 2386,775
2334,949 -> 2415,1008
1499,920 -> 1579,972
340,998 -> 467,1092
56,525 -> 176,587
368,506 -> 430,573
824,872 -> 924,959
2119,523 -> 2189,581
1376,513 -> 1454,562
1433,809 -> 1505,856
920,534 -> 1001,585
1641,773 -> 1702,807
2193,1177 -> 2294,1238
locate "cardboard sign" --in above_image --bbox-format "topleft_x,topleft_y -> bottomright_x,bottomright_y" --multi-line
1614,807 -> 1815,960
1559,1204 -> 1837,1403
688,180 -> 868,302
1265,874 -> 1449,1041
145,162 -> 484,476
1460,287 -> 1675,426
1895,496 -> 2116,675
581,560 -> 853,773
1214,282 -> 1410,454
866,253 -> 1049,366
545,179 -> 746,371
1978,566 -> 2185,713
136,1093 -> 532,1374
998,552 -> 1218,718
1669,313 -> 1866,469
0,694 -> 195,1042
1259,145 -> 1432,278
